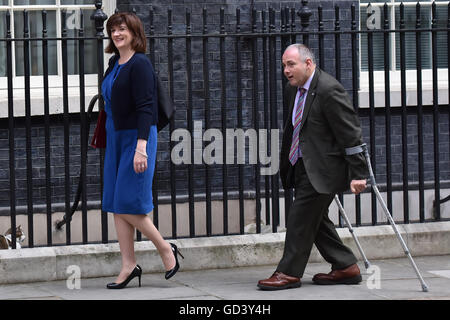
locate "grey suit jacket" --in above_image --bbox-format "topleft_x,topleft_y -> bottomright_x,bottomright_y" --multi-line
279,68 -> 369,194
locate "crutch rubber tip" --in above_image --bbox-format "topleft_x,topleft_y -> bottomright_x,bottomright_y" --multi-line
422,284 -> 429,292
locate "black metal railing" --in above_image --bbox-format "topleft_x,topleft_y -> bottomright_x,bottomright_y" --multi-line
0,0 -> 449,248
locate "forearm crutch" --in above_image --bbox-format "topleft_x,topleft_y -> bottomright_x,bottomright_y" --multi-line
347,143 -> 429,292
334,195 -> 371,270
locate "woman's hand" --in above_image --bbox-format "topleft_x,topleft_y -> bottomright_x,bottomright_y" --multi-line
134,139 -> 148,174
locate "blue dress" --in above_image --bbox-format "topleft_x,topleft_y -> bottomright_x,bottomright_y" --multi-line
101,60 -> 157,214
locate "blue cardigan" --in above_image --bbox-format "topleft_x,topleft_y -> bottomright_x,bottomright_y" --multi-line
103,52 -> 158,140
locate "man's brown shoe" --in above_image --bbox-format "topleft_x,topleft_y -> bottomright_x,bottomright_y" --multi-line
257,272 -> 301,291
312,263 -> 362,285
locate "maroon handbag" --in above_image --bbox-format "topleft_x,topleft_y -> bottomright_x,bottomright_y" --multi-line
90,108 -> 106,149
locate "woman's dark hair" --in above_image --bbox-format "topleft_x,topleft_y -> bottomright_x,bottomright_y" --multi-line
105,12 -> 146,54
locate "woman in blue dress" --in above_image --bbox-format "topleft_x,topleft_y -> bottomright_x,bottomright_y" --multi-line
102,12 -> 182,289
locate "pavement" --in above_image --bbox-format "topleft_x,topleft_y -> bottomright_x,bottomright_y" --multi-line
1,254 -> 449,301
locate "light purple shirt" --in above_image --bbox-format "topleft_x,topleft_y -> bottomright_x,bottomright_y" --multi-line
292,69 -> 315,126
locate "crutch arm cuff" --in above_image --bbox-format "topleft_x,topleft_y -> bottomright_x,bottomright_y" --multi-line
344,143 -> 366,156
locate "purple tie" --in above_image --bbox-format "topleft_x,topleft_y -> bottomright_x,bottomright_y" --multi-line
289,88 -> 307,166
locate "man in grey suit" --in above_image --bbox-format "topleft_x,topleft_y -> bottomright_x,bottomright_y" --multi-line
258,44 -> 369,291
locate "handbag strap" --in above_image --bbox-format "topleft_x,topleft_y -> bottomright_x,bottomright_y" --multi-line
55,94 -> 101,230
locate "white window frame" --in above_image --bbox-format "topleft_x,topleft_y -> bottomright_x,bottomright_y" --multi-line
0,0 -> 116,118
358,0 -> 449,108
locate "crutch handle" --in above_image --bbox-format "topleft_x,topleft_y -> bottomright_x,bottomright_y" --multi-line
344,143 -> 375,186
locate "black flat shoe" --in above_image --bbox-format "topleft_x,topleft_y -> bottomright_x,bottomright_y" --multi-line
107,265 -> 142,289
165,243 -> 184,280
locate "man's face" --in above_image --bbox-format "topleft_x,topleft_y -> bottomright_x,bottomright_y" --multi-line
282,47 -> 314,87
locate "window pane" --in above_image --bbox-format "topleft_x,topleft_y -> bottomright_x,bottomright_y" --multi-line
64,9 -> 98,75
0,11 -> 6,77
14,0 -> 55,5
14,10 -> 58,76
395,6 -> 431,70
61,0 -> 93,4
360,4 -> 389,71
435,6 -> 448,68
0,1 -> 8,5
360,0 -> 387,3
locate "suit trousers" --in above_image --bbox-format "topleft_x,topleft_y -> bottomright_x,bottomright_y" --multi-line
276,159 -> 357,278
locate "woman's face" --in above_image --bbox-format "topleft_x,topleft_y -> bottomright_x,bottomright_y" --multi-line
110,23 -> 133,51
